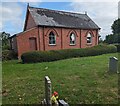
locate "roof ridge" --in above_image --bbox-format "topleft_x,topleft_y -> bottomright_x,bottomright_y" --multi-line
28,6 -> 86,16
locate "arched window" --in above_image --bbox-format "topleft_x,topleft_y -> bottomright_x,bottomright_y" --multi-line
87,33 -> 92,44
70,33 -> 76,45
49,31 -> 56,45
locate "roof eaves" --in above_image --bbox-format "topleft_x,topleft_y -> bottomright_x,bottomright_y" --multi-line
9,34 -> 17,39
38,24 -> 100,30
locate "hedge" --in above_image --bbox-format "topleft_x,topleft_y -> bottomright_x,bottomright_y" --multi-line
21,44 -> 117,63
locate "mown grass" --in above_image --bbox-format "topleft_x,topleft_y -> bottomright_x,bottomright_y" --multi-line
2,53 -> 119,104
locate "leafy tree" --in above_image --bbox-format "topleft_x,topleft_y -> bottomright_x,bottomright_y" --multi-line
104,18 -> 120,44
0,32 -> 10,50
105,33 -> 120,44
111,18 -> 120,34
105,34 -> 113,44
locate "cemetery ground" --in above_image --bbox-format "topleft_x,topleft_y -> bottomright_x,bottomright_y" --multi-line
2,53 -> 119,104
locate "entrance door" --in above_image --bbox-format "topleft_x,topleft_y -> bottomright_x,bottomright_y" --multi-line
29,37 -> 37,51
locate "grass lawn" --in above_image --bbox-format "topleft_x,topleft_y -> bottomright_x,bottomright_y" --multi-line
2,53 -> 119,104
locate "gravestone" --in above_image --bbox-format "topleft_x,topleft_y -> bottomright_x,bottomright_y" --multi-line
42,76 -> 69,106
45,76 -> 52,106
109,57 -> 118,73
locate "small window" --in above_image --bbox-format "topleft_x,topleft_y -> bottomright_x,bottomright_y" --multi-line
49,31 -> 56,45
87,33 -> 92,44
70,33 -> 76,45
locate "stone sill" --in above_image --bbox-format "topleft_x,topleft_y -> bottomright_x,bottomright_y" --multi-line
49,44 -> 56,46
69,44 -> 76,46
86,43 -> 92,46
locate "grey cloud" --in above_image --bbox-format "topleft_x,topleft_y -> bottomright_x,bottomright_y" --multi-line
1,2 -> 24,33
118,1 -> 120,18
70,2 -> 118,40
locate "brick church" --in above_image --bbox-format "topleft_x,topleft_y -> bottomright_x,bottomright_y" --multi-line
10,4 -> 100,59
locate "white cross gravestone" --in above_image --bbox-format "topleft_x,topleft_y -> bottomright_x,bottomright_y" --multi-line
109,57 -> 118,73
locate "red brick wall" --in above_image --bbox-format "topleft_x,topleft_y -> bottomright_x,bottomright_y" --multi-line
81,29 -> 98,48
61,28 -> 80,49
17,27 -> 39,59
44,27 -> 62,51
24,10 -> 36,31
39,27 -> 98,50
16,26 -> 99,59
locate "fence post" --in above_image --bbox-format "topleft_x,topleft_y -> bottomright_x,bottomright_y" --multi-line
45,76 -> 52,106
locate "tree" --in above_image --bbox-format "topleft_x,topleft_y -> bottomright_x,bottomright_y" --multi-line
105,34 -> 120,44
111,18 -> 120,34
104,34 -> 114,44
0,32 -> 10,50
104,18 -> 120,44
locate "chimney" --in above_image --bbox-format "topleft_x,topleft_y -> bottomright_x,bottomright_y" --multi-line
27,3 -> 29,8
85,11 -> 87,15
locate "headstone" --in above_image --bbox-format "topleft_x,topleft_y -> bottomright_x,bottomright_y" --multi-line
45,76 -> 52,106
109,57 -> 118,73
43,76 -> 69,106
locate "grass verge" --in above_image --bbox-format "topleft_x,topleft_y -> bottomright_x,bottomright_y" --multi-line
2,53 -> 119,104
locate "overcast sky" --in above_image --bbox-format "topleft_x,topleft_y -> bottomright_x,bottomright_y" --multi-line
1,0 -> 119,40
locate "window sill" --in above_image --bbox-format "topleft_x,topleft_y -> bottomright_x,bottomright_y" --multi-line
69,44 -> 76,46
86,43 -> 92,46
49,44 -> 56,46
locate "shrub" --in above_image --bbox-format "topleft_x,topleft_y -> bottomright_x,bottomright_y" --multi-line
2,45 -> 10,50
2,50 -> 17,61
115,44 -> 120,52
21,44 -> 117,63
21,51 -> 62,63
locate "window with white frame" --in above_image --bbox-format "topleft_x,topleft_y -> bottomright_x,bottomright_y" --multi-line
87,33 -> 92,44
70,33 -> 76,45
49,31 -> 56,45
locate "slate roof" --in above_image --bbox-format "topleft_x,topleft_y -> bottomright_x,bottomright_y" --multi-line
28,7 -> 100,29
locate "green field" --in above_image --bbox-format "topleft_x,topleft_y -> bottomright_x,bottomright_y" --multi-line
2,53 -> 119,104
